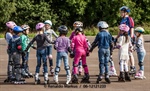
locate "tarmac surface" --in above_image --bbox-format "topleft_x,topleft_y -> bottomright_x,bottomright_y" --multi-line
0,36 -> 150,91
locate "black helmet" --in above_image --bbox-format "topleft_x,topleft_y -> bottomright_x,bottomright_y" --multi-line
58,25 -> 68,35
75,27 -> 83,33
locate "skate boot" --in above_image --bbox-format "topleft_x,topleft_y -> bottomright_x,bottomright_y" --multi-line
4,76 -> 15,83
109,66 -> 117,77
81,73 -> 90,83
54,75 -> 59,84
50,67 -> 54,75
27,72 -> 33,78
34,73 -> 41,85
135,70 -> 146,79
125,72 -> 131,81
78,66 -> 83,76
72,74 -> 79,84
66,75 -> 71,85
21,69 -> 29,78
105,74 -> 111,84
118,72 -> 125,82
14,78 -> 26,84
129,66 -> 136,76
44,73 -> 49,87
96,75 -> 103,84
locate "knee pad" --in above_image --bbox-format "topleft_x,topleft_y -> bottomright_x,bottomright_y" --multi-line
9,61 -> 13,65
14,64 -> 21,68
48,55 -> 53,59
82,64 -> 87,68
138,62 -> 143,66
73,64 -> 78,67
55,66 -> 61,73
65,65 -> 70,70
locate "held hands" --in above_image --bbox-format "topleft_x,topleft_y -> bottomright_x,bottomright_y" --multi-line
32,46 -> 37,50
22,51 -> 27,56
69,51 -> 75,58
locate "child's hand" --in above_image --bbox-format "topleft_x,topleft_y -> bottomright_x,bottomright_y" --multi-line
70,51 -> 75,58
32,46 -> 37,50
22,51 -> 26,56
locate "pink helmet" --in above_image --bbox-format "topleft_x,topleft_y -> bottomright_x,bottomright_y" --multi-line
6,21 -> 17,29
119,24 -> 129,32
36,22 -> 45,30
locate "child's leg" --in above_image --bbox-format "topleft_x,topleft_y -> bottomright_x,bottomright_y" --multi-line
81,54 -> 89,75
129,52 -> 136,73
124,59 -> 131,81
54,52 -> 62,83
21,52 -> 29,77
135,52 -> 146,79
137,52 -> 146,71
42,49 -> 48,74
73,52 -> 81,75
63,52 -> 71,84
36,50 -> 42,74
47,45 -> 54,73
120,59 -> 124,72
13,53 -> 24,82
97,49 -> 105,83
98,49 -> 105,76
7,54 -> 14,79
78,58 -> 82,75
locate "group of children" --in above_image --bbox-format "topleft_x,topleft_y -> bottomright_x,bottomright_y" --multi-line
3,5 -> 146,85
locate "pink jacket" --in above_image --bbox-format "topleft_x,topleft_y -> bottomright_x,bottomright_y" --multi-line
71,33 -> 88,51
69,31 -> 76,40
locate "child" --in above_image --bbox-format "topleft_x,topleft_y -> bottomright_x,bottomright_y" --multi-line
115,24 -> 131,82
71,27 -> 90,83
44,20 -> 58,75
53,25 -> 71,84
4,21 -> 16,82
20,25 -> 35,78
7,26 -> 26,84
24,23 -> 52,85
90,21 -> 112,84
109,36 -> 117,76
134,27 -> 146,79
70,21 -> 91,75
115,6 -> 136,75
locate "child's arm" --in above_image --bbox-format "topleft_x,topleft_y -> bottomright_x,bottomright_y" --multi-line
89,34 -> 99,52
45,35 -> 54,44
114,36 -> 122,49
52,30 -> 58,38
25,37 -> 36,52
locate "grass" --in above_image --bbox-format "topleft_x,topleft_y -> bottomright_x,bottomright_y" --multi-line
0,26 -> 150,38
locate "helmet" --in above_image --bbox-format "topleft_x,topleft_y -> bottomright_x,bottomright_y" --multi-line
13,26 -> 23,32
134,27 -> 144,33
75,27 -> 83,32
120,6 -> 130,13
6,21 -> 17,29
58,25 -> 68,35
21,24 -> 30,30
119,24 -> 129,32
97,21 -> 109,29
36,22 -> 45,30
44,20 -> 52,26
73,21 -> 83,27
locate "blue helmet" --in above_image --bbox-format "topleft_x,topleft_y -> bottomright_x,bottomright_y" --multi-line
13,26 -> 23,32
120,6 -> 130,13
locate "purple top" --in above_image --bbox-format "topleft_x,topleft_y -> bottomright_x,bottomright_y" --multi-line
55,36 -> 70,52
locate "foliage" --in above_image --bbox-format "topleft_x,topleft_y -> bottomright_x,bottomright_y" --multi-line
0,0 -> 150,32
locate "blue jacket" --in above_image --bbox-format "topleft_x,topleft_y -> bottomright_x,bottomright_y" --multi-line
93,30 -> 112,49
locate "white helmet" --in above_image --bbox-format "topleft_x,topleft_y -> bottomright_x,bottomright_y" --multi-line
97,21 -> 109,29
44,20 -> 52,26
